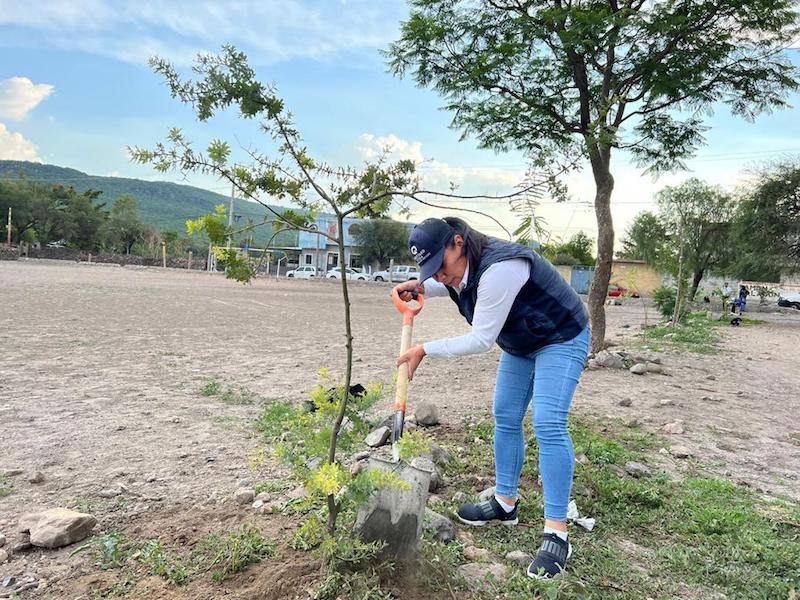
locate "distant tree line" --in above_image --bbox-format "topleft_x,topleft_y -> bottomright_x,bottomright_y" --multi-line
0,178 -> 207,257
618,159 -> 800,299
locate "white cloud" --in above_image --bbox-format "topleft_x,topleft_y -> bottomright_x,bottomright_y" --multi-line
357,132 -> 525,191
0,123 -> 41,161
0,77 -> 54,120
0,1 -> 404,66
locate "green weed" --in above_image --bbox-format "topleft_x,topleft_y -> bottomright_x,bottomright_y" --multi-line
0,474 -> 12,498
138,540 -> 190,585
201,378 -> 221,396
194,523 -> 274,583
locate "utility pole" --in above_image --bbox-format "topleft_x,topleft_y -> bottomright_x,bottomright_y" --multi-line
6,206 -> 11,246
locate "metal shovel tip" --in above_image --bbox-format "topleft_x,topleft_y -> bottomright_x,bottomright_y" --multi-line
391,443 -> 400,463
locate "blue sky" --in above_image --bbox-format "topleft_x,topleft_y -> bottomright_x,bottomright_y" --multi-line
1,0 -> 799,243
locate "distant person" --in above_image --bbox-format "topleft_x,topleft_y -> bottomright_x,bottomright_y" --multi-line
734,285 -> 749,315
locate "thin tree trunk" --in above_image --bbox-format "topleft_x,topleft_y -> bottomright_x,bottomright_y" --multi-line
588,172 -> 615,354
671,230 -> 685,327
689,268 -> 704,302
326,215 -> 352,534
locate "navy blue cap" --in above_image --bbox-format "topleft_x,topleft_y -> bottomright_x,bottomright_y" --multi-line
409,218 -> 456,281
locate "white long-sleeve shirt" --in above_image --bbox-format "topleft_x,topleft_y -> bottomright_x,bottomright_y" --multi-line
422,258 -> 531,358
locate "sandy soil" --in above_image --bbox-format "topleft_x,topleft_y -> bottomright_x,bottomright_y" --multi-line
1,260 -> 798,598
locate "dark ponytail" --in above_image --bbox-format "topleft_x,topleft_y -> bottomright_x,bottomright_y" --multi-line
443,217 -> 489,270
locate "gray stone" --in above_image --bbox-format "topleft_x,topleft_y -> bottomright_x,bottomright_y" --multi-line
350,461 -> 366,476
1,469 -> 22,477
658,399 -> 676,407
456,562 -> 508,584
352,451 -> 371,462
607,464 -> 627,478
365,426 -> 390,448
451,491 -> 469,504
624,461 -> 652,478
2,576 -> 14,587
354,457 -> 431,560
411,457 -> 441,492
97,488 -> 121,498
252,499 -> 264,510
0,533 -> 5,547
429,444 -> 452,467
25,508 -> 96,549
629,363 -> 648,375
595,350 -> 625,369
424,508 -> 455,543
706,374 -> 716,380
414,402 -> 439,426
618,398 -> 632,407
464,545 -> 490,561
234,488 -> 255,504
505,550 -> 533,567
662,421 -> 685,435
645,362 -> 663,374
286,485 -> 309,501
478,486 -> 495,502
29,472 -> 44,484
0,549 -> 7,564
669,445 -> 692,459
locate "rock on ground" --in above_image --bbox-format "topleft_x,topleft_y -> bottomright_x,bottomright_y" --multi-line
424,508 -> 455,544
456,562 -> 508,584
410,456 -> 442,492
21,508 -> 96,549
624,461 -> 652,478
414,402 -> 440,426
505,550 -> 533,566
365,426 -> 390,448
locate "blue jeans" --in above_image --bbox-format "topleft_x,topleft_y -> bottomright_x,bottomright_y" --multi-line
492,326 -> 590,521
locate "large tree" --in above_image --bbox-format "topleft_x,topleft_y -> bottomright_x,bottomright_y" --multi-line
103,195 -> 147,254
730,159 -> 800,281
351,218 -> 411,267
388,0 -> 799,351
657,178 -> 734,302
617,211 -> 668,265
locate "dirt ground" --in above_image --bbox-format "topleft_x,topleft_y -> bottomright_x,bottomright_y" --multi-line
1,259 -> 799,598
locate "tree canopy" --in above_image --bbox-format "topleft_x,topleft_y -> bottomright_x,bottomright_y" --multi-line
350,219 -> 411,268
388,0 -> 799,351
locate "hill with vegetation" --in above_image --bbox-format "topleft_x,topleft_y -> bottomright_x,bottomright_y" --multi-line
0,160 -> 295,245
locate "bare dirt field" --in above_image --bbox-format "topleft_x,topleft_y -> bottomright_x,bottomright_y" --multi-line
1,259 -> 799,598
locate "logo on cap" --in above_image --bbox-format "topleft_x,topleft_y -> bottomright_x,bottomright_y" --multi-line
410,245 -> 418,256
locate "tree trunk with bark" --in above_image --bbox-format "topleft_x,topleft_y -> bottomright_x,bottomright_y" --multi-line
588,168 -> 615,354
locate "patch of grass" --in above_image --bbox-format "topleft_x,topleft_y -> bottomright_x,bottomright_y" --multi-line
70,533 -> 133,569
219,386 -> 256,405
254,479 -> 293,495
640,312 -> 721,354
194,523 -> 274,583
425,417 -> 800,600
137,540 -> 190,586
201,378 -> 221,396
0,474 -> 13,498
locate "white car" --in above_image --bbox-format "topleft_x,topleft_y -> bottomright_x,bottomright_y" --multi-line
326,267 -> 367,281
778,291 -> 800,310
372,265 -> 420,282
286,265 -> 317,279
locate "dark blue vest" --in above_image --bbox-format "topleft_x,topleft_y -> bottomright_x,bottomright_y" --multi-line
447,238 -> 589,355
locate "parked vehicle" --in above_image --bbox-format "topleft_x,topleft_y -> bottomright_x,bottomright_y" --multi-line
286,265 -> 317,279
777,291 -> 800,309
326,267 -> 367,281
607,284 -> 640,298
373,265 -> 420,282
